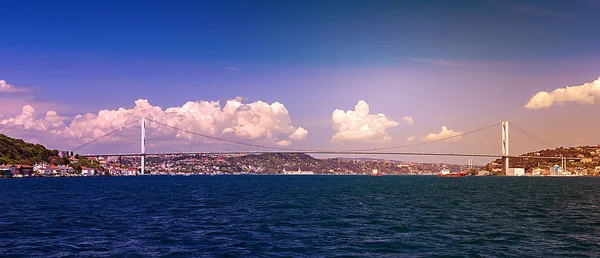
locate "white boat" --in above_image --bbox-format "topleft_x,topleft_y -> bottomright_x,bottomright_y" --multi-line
371,169 -> 382,176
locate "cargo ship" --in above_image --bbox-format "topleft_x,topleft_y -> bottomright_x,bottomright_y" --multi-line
438,168 -> 466,177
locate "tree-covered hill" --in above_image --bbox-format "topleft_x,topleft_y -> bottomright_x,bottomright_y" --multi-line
0,134 -> 69,165
227,153 -> 323,173
484,145 -> 600,173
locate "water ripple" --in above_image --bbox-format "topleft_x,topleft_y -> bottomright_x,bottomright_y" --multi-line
2,176 -> 600,256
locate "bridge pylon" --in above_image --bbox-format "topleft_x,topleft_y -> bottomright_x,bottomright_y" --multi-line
501,121 -> 509,175
141,117 -> 146,175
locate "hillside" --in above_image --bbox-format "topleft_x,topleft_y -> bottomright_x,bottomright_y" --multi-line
225,152 -> 468,175
484,145 -> 600,174
227,153 -> 326,173
0,134 -> 69,165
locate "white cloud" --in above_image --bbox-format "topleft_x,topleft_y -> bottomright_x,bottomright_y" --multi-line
403,116 -> 414,125
289,127 -> 308,140
331,100 -> 399,143
406,135 -> 416,142
0,80 -> 29,93
0,98 -> 308,150
425,126 -> 463,141
276,140 -> 291,146
525,76 -> 600,109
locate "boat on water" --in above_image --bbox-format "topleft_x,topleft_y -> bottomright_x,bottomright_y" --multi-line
371,169 -> 383,176
438,168 -> 466,177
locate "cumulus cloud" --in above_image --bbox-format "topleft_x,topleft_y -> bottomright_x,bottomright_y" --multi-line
276,140 -> 291,146
403,116 -> 414,125
289,127 -> 308,140
425,126 -> 463,141
406,135 -> 416,142
331,100 -> 399,143
0,98 -> 308,149
525,76 -> 600,109
0,80 -> 29,93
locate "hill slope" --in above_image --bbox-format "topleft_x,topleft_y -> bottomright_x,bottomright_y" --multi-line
484,146 -> 600,173
0,134 -> 68,165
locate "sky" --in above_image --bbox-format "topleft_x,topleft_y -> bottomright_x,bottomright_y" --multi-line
1,0 -> 599,163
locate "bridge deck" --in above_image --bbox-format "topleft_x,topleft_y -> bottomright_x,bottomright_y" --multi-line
80,151 -> 580,160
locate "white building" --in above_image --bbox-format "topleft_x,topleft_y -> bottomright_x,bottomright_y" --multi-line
532,168 -> 545,176
506,168 -> 525,176
81,167 -> 96,176
477,170 -> 491,176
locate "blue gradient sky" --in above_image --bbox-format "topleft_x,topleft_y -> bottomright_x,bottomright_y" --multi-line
1,0 -> 600,159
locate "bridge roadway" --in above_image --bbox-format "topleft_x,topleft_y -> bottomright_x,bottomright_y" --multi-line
79,151 -> 580,160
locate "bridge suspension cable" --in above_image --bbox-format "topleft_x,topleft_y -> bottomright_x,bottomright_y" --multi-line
72,116 -> 508,156
146,118 -> 503,153
71,118 -> 142,153
509,122 -> 555,149
341,122 -> 503,152
144,118 -> 315,152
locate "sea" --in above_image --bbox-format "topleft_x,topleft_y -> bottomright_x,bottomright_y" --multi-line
1,175 -> 599,257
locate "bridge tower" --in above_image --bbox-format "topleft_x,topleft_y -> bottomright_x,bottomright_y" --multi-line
141,117 -> 146,175
501,121 -> 509,175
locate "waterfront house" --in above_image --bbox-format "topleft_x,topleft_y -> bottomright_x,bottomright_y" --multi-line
532,168 -> 545,176
81,167 -> 96,176
0,165 -> 14,177
61,166 -> 75,176
506,168 -> 525,176
477,170 -> 491,176
14,165 -> 34,177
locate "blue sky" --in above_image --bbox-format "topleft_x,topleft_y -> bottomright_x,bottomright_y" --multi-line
1,0 -> 600,159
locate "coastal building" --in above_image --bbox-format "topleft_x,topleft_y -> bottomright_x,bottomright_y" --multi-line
506,168 -> 525,176
477,170 -> 491,176
14,165 -> 34,177
532,168 -> 545,176
81,167 -> 96,176
553,165 -> 563,175
44,165 -> 59,176
0,165 -> 14,178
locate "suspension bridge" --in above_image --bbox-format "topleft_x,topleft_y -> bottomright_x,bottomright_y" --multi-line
71,117 -> 576,175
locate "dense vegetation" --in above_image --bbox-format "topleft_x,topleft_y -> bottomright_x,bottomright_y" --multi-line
226,153 -> 466,174
0,134 -> 102,170
0,134 -> 69,165
483,146 -> 600,173
228,153 -> 321,173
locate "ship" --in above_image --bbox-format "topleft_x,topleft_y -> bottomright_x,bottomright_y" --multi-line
370,154 -> 382,176
283,167 -> 315,175
438,167 -> 466,177
371,169 -> 383,176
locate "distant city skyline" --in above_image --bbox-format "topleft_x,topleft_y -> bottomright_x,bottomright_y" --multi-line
1,0 -> 599,162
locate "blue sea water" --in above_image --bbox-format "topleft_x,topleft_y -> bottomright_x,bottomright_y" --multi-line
1,175 -> 600,257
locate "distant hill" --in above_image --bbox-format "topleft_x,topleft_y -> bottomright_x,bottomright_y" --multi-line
334,157 -> 404,163
228,153 -> 323,173
484,146 -> 600,173
0,134 -> 68,165
225,152 -> 469,175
